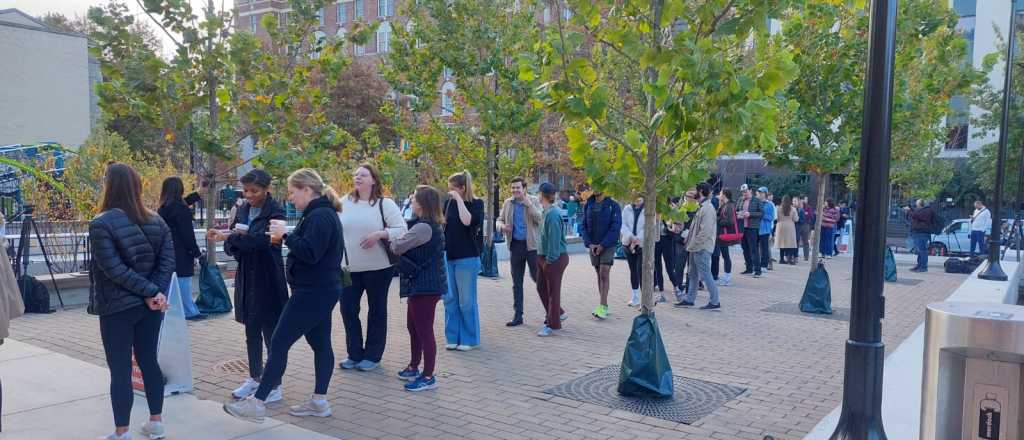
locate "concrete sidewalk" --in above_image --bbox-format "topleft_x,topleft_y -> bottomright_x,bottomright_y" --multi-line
0,339 -> 335,440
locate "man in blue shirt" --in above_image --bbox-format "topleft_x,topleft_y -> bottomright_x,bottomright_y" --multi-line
496,177 -> 543,327
757,187 -> 776,271
580,191 -> 622,320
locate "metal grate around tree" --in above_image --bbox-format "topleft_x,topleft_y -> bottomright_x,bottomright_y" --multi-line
761,302 -> 851,321
544,366 -> 746,425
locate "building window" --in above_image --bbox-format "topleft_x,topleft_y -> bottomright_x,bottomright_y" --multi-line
355,0 -> 364,20
280,12 -> 288,27
311,30 -> 327,59
543,7 -> 550,24
317,8 -> 325,26
336,27 -> 348,53
443,66 -> 453,80
250,15 -> 258,32
440,82 -> 456,116
355,43 -> 365,56
379,0 -> 395,18
561,6 -> 572,20
337,2 -> 347,23
377,22 -> 391,53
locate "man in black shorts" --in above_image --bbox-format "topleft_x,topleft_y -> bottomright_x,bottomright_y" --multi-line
580,192 -> 622,320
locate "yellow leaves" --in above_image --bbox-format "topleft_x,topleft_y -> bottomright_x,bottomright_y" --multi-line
255,94 -> 272,105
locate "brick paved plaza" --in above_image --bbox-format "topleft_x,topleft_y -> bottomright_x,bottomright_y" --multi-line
9,251 -> 966,440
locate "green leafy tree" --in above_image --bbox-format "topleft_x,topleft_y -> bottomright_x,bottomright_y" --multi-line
385,0 -> 544,257
522,0 -> 797,313
763,0 -> 979,269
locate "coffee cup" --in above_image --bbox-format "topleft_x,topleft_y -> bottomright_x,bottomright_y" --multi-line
269,219 -> 286,244
234,223 -> 249,234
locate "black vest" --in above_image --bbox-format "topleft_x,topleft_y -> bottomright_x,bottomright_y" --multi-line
398,220 -> 448,297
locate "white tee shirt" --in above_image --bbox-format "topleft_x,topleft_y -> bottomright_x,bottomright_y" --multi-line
971,207 -> 992,233
339,196 -> 408,273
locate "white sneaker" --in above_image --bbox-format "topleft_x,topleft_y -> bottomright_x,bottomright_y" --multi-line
232,378 -> 260,399
627,292 -> 640,307
456,344 -> 477,351
444,343 -> 458,350
102,433 -> 133,440
139,421 -> 165,439
289,399 -> 332,418
223,396 -> 266,423
264,387 -> 283,404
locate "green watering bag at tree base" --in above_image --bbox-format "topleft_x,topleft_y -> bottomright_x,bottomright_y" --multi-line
195,259 -> 232,314
799,262 -> 833,315
884,247 -> 897,282
617,313 -> 674,399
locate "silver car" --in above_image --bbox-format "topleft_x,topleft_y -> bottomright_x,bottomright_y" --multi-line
927,218 -> 1013,256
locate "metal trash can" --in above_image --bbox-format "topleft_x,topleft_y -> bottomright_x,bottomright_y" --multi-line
921,302 -> 1024,440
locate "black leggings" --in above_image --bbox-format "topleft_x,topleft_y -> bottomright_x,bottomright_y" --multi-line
340,267 -> 393,363
245,317 -> 278,379
254,288 -> 340,400
625,248 -> 644,290
99,305 -> 164,427
711,243 -> 732,279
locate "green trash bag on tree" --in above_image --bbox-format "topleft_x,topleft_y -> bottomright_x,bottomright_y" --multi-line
617,313 -> 674,398
799,262 -> 833,314
884,247 -> 897,282
195,258 -> 232,314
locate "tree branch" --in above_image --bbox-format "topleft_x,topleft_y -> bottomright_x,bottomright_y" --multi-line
704,0 -> 736,38
135,0 -> 185,50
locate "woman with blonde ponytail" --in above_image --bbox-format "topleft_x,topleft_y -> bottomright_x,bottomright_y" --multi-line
443,170 -> 484,351
225,168 -> 345,423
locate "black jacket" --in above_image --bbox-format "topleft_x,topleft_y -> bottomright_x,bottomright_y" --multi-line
910,206 -> 935,233
740,197 -> 764,230
88,209 -> 175,316
158,200 -> 201,277
225,196 -> 289,324
398,220 -> 447,298
284,196 -> 345,291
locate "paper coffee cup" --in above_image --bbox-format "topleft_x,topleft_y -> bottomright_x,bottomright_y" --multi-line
234,223 -> 249,232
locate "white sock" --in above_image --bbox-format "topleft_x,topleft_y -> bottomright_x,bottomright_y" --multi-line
632,289 -> 639,298
312,394 -> 328,404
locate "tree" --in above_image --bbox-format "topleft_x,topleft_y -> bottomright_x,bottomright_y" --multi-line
763,0 -> 979,270
386,0 -> 545,273
523,0 -> 796,313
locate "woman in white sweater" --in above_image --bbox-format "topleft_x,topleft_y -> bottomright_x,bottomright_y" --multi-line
338,164 -> 407,372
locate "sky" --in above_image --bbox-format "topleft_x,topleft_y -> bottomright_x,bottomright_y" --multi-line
5,0 -> 228,57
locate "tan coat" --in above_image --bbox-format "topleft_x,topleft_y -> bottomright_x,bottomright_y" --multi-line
686,200 -> 718,253
0,241 -> 24,340
496,195 -> 544,251
776,207 -> 798,250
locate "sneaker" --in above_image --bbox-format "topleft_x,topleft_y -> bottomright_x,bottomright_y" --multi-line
700,303 -> 721,310
537,326 -> 554,337
674,301 -> 695,308
592,304 -> 608,320
506,318 -> 523,327
404,375 -> 437,392
455,345 -> 477,351
740,270 -> 753,275
139,421 -> 165,439
560,312 -> 569,322
356,360 -> 379,371
339,358 -> 359,370
445,344 -> 458,350
232,378 -> 260,399
289,398 -> 332,418
753,272 -> 762,278
103,433 -> 133,440
264,387 -> 283,404
657,295 -> 667,304
398,367 -> 420,381
223,396 -> 266,423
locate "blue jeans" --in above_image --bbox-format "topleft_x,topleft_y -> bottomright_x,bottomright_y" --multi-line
970,231 -> 986,257
178,276 -> 200,318
912,232 -> 931,270
683,250 -> 719,306
820,227 -> 835,257
444,256 -> 481,347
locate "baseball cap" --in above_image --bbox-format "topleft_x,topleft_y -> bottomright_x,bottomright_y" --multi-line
758,186 -> 769,193
739,184 -> 749,191
538,182 -> 557,197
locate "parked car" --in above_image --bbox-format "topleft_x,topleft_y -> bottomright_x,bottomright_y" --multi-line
928,218 -> 1014,256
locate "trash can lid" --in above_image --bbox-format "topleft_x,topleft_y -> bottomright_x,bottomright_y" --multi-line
927,302 -> 1024,322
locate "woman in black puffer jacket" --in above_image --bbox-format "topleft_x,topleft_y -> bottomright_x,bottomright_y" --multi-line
89,163 -> 175,440
157,177 -> 203,320
224,168 -> 345,423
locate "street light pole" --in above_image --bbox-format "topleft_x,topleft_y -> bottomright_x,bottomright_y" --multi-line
828,0 -> 896,439
979,0 -> 1018,281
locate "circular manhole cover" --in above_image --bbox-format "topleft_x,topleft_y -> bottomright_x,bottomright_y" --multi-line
213,359 -> 250,376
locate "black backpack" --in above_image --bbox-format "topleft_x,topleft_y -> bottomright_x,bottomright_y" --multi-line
944,256 -> 983,274
18,275 -> 53,314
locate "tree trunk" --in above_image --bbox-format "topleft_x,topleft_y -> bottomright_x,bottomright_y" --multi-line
639,0 -> 664,316
204,0 -> 220,265
810,172 -> 827,272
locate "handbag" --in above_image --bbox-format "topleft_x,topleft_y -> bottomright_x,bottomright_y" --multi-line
718,206 -> 743,245
378,200 -> 399,266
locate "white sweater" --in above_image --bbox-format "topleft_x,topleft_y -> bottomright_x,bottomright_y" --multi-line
339,197 -> 408,273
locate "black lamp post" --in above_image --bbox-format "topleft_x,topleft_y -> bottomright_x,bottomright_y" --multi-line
979,1 -> 1018,281
828,0 -> 896,439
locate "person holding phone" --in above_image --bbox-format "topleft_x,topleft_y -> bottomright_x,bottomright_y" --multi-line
90,164 -> 174,440
224,168 -> 345,422
207,169 -> 289,402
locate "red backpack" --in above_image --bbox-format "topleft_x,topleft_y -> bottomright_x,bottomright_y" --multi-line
718,206 -> 743,245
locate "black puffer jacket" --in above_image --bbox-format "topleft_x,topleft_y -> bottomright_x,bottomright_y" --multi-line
89,209 -> 175,316
225,196 -> 289,324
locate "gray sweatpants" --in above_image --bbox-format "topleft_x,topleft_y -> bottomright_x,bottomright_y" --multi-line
683,250 -> 720,306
